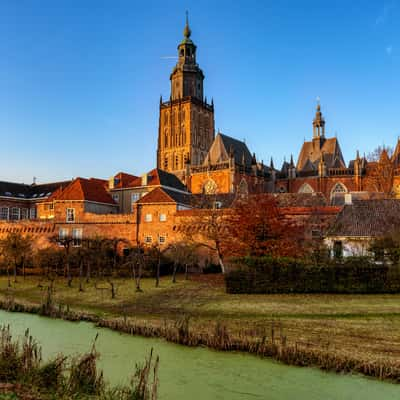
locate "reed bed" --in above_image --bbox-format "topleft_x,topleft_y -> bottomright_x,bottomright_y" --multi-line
1,297 -> 400,384
0,322 -> 159,399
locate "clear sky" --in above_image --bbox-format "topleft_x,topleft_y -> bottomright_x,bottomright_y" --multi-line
1,0 -> 399,184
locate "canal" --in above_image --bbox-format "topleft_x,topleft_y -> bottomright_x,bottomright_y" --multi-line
0,310 -> 398,399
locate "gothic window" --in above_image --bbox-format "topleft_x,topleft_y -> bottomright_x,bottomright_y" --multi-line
298,183 -> 314,194
330,182 -> 347,199
164,129 -> 168,147
164,157 -> 168,170
203,179 -> 217,195
175,154 -> 179,169
164,112 -> 168,125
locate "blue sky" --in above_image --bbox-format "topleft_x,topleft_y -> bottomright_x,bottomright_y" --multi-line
1,0 -> 399,183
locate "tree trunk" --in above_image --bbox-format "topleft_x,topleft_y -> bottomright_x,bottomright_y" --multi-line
172,262 -> 178,283
13,260 -> 17,284
7,265 -> 11,288
155,252 -> 161,288
79,259 -> 84,292
86,261 -> 91,283
185,264 -> 189,280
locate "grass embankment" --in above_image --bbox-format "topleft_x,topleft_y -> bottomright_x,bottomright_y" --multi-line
1,275 -> 400,382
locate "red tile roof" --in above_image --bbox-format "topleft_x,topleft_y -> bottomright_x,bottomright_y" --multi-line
137,187 -> 191,205
113,172 -> 139,188
50,178 -> 116,205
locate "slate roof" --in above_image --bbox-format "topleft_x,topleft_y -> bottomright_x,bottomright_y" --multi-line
125,169 -> 187,191
296,137 -> 346,172
191,193 -> 236,209
328,199 -> 400,237
49,178 -> 116,205
0,180 -> 71,200
203,133 -> 253,166
273,193 -> 328,207
137,187 -> 192,206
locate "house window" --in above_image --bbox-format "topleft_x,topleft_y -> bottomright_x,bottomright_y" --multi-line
10,207 -> 20,220
144,213 -> 152,222
20,208 -> 28,220
66,208 -> 75,223
29,208 -> 37,219
112,193 -> 119,203
159,213 -> 167,222
333,241 -> 343,259
72,228 -> 83,247
0,207 -> 9,220
59,228 -> 69,240
131,193 -> 141,203
144,235 -> 152,244
159,234 -> 166,245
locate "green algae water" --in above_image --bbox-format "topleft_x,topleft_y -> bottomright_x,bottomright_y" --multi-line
0,310 -> 398,400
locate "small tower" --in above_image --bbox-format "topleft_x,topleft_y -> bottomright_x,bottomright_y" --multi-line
170,12 -> 204,101
313,102 -> 326,139
318,152 -> 327,177
288,154 -> 296,179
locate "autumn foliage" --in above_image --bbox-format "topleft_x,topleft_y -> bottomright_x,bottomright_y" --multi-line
224,194 -> 303,258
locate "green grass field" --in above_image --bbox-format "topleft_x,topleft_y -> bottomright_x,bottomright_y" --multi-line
1,274 -> 399,363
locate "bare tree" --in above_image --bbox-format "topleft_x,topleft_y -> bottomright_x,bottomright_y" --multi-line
0,232 -> 32,286
165,242 -> 198,283
365,147 -> 395,196
178,194 -> 229,273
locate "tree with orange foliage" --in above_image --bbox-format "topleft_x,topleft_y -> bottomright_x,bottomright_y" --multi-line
225,194 -> 303,258
365,147 -> 395,196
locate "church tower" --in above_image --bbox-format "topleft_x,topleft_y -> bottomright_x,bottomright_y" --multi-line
157,15 -> 215,179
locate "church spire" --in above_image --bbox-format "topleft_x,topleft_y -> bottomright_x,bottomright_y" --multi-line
313,101 -> 325,139
170,13 -> 204,101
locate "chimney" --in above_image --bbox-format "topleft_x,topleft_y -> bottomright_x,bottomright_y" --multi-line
344,193 -> 352,205
108,176 -> 115,190
142,174 -> 148,186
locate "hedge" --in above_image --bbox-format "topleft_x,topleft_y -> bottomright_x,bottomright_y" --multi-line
225,256 -> 400,294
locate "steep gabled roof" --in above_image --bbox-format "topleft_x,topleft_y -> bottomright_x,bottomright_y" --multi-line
137,187 -> 192,206
297,137 -> 346,172
51,178 -> 116,205
112,172 -> 139,189
204,133 -> 253,166
328,199 -> 400,237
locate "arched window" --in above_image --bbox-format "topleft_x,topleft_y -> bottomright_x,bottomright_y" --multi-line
330,182 -> 347,199
298,183 -> 314,194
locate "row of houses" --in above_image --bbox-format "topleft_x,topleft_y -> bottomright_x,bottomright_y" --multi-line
2,166 -> 400,260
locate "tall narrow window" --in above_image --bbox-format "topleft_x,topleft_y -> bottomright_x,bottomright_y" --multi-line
66,208 -> 75,223
72,228 -> 83,247
0,207 -> 9,220
10,207 -> 20,220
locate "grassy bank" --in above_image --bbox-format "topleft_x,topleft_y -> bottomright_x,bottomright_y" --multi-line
1,275 -> 400,382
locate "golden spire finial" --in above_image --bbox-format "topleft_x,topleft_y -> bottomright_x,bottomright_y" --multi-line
183,11 -> 191,38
